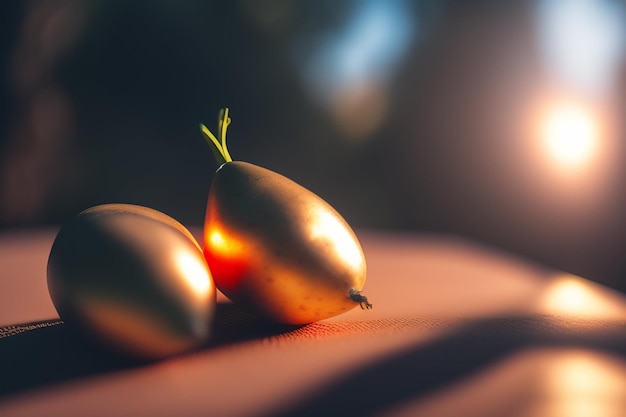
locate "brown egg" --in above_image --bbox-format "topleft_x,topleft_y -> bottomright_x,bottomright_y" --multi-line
200,109 -> 370,325
47,204 -> 216,360
204,161 -> 369,324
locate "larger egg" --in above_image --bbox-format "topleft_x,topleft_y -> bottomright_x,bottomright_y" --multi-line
204,161 -> 368,325
47,204 -> 216,360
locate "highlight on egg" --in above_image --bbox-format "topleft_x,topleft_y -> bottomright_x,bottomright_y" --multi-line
47,204 -> 216,360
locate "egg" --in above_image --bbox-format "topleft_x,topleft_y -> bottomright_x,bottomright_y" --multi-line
47,204 -> 216,360
204,161 -> 369,324
200,109 -> 370,325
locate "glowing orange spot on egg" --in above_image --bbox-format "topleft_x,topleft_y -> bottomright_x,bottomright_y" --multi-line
204,226 -> 249,294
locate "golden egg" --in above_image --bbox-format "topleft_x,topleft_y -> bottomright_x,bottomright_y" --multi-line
47,204 -> 215,360
204,161 -> 368,325
199,109 -> 370,325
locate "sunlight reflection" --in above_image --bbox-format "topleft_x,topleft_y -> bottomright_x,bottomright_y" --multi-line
543,350 -> 626,417
174,250 -> 212,296
539,273 -> 626,319
529,95 -> 611,186
537,0 -> 626,95
541,102 -> 599,169
309,208 -> 364,270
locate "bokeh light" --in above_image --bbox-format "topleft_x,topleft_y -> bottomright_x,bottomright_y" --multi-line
540,101 -> 599,170
543,350 -> 626,417
294,0 -> 415,138
537,0 -> 626,95
539,274 -> 626,320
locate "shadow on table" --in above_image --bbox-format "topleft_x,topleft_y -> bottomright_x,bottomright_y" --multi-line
262,316 -> 626,417
0,302 -> 297,399
1,309 -> 625,416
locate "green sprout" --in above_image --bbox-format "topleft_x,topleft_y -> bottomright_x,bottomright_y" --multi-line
200,108 -> 233,165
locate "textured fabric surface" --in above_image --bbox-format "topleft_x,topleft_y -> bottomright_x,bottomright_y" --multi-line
0,320 -> 63,339
1,230 -> 625,417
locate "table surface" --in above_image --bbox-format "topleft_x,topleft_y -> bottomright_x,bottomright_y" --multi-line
0,229 -> 625,417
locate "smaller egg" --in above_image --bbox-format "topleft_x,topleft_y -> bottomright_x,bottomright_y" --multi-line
47,204 -> 216,360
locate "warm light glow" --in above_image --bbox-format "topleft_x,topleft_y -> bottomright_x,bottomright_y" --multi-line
540,274 -> 626,319
206,228 -> 245,257
208,229 -> 227,252
544,350 -> 626,417
309,208 -> 363,269
526,94 -> 617,211
541,103 -> 598,168
203,226 -> 249,292
174,251 -> 212,296
546,277 -> 587,313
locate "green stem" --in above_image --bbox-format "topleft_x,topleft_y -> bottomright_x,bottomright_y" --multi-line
200,108 -> 233,165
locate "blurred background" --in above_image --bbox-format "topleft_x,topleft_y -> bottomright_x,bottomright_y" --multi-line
1,0 -> 625,291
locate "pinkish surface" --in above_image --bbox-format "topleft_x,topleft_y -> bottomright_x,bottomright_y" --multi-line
0,229 -> 625,417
